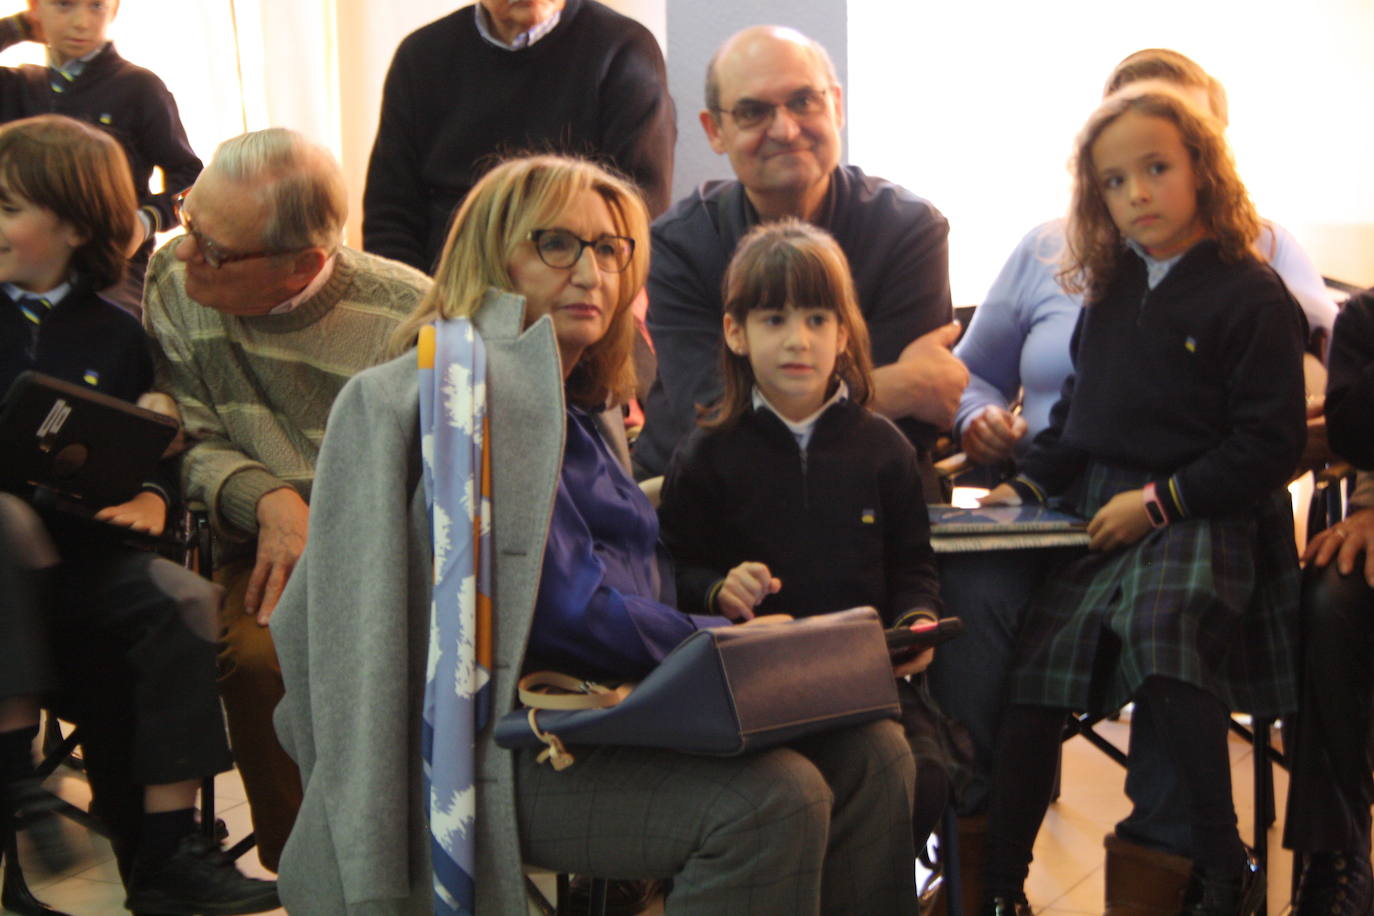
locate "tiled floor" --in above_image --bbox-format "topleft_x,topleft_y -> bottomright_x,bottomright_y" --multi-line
0,718 -> 1316,914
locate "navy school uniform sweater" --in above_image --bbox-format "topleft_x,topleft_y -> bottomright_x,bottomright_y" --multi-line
1012,240 -> 1307,520
659,397 -> 942,624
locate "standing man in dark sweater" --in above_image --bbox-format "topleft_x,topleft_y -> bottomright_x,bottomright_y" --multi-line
362,0 -> 676,274
0,1 -> 203,313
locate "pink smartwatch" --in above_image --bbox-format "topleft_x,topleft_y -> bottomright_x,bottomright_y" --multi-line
1142,482 -> 1169,529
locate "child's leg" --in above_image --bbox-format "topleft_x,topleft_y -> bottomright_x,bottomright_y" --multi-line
896,679 -> 952,851
982,704 -> 1067,904
1132,676 -> 1246,874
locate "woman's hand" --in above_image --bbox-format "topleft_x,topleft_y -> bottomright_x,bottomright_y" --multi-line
979,483 -> 1022,506
94,490 -> 167,536
1087,488 -> 1152,552
716,561 -> 781,621
963,405 -> 1028,466
1304,506 -> 1374,586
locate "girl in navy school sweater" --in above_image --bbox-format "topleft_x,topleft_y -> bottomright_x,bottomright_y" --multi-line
976,88 -> 1306,916
658,218 -> 949,851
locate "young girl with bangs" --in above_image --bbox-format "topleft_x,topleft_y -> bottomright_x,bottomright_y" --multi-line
658,218 -> 950,849
976,88 -> 1307,915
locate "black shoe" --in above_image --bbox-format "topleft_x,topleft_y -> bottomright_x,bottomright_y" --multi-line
558,876 -> 665,916
1295,851 -> 1374,915
1183,853 -> 1265,915
978,894 -> 1031,915
124,833 -> 279,916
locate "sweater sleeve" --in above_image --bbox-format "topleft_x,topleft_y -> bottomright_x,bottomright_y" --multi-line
1264,221 -> 1337,340
142,249 -> 286,536
954,233 -> 1036,440
1325,289 -> 1374,468
861,195 -> 953,448
881,432 -> 942,621
658,432 -> 734,615
362,40 -> 433,273
595,27 -> 675,219
131,71 -> 202,232
1158,283 -> 1306,519
1012,314 -> 1091,501
638,208 -> 728,475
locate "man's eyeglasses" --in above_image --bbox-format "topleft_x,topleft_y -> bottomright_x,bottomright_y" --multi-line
172,190 -> 301,269
528,229 -> 635,273
713,88 -> 832,131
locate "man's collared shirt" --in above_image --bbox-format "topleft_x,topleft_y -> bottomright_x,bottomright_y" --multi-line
268,255 -> 337,316
474,3 -> 561,50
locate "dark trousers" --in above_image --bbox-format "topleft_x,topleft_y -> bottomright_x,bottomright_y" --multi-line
1283,562 -> 1374,855
0,494 -> 233,877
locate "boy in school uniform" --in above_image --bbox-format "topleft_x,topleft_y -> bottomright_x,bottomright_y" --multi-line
0,0 -> 201,313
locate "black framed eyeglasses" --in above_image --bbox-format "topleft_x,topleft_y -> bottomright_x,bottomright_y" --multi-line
528,229 -> 636,273
713,87 -> 832,130
172,190 -> 301,269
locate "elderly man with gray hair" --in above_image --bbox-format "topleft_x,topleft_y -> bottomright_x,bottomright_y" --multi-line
143,127 -> 432,872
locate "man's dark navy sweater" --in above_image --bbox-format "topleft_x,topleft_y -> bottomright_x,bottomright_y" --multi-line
362,0 -> 676,273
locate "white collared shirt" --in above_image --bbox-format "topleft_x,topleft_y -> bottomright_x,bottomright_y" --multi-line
752,381 -> 849,452
4,279 -> 72,307
474,3 -> 562,50
268,255 -> 337,315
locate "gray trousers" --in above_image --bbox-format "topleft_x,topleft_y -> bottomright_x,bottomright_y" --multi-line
515,718 -> 918,915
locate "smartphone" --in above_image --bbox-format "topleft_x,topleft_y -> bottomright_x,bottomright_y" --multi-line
885,617 -> 964,652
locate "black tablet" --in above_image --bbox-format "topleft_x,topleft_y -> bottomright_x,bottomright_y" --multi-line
0,371 -> 178,510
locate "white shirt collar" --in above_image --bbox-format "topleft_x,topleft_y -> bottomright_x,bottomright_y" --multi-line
268,255 -> 336,315
5,279 -> 72,306
752,381 -> 849,451
48,42 -> 107,77
474,3 -> 562,50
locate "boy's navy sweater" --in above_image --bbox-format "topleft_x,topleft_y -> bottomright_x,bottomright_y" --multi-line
1,281 -> 170,512
0,20 -> 202,236
1,281 -> 151,401
659,398 -> 942,624
1014,240 -> 1307,520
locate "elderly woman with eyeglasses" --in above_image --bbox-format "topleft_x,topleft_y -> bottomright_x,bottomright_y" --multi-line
269,154 -> 920,916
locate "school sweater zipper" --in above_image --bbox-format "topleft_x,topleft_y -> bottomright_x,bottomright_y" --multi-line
798,443 -> 809,509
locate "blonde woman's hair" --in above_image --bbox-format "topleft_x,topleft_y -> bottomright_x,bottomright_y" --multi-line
390,154 -> 649,410
1059,87 -> 1259,302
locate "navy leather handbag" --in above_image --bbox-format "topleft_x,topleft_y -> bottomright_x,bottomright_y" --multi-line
494,607 -> 901,769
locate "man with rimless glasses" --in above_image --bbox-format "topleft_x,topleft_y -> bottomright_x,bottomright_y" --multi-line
141,127 -> 431,874
636,26 -> 967,500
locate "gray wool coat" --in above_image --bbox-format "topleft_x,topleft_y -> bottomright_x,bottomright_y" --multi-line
272,291 -> 618,914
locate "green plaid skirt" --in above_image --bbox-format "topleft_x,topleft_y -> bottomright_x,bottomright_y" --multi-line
1008,463 -> 1300,718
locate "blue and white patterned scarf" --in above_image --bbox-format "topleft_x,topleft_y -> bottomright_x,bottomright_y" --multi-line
418,320 -> 494,916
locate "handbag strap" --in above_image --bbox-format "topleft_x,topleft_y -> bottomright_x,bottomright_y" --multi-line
517,672 -> 634,710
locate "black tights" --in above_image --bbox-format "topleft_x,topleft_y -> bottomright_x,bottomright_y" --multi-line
983,676 -> 1245,899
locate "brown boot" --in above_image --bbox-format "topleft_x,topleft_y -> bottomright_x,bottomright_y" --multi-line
1104,833 -> 1193,915
932,815 -> 987,916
